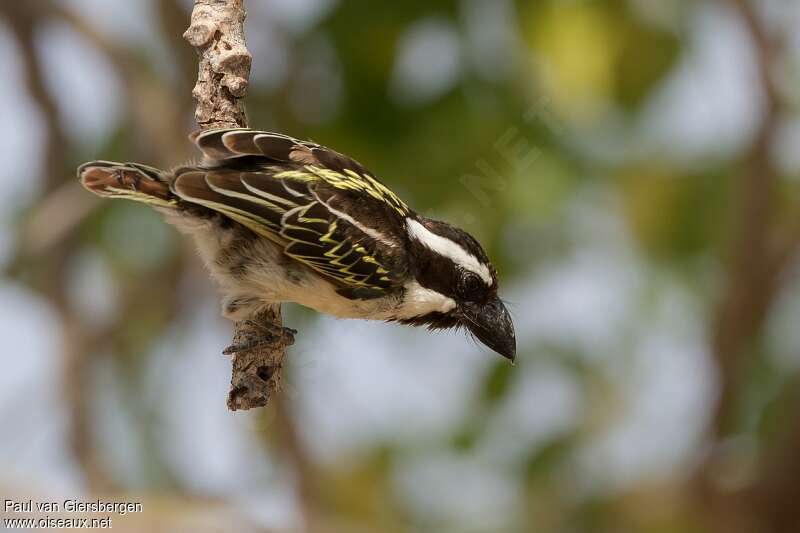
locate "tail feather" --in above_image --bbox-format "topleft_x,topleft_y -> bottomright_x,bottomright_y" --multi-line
78,161 -> 177,208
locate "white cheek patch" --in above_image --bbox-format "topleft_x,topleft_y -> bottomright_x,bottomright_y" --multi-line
396,281 -> 457,319
406,218 -> 493,285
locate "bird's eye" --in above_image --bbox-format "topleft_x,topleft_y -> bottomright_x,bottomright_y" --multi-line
460,272 -> 483,300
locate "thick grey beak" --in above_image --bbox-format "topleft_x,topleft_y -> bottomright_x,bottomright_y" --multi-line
461,297 -> 516,362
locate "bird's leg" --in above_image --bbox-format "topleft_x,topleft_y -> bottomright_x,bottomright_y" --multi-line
222,319 -> 296,356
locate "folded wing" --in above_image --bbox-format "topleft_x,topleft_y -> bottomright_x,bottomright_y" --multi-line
173,131 -> 412,298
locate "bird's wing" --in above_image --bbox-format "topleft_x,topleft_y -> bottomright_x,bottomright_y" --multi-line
172,129 -> 413,299
190,128 -> 410,216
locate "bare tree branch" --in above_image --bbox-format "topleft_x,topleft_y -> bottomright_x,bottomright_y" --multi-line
184,0 -> 289,411
709,0 -> 781,440
697,1 -> 800,532
184,0 -> 250,130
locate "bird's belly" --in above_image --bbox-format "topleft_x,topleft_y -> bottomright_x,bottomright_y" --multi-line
279,278 -> 397,320
247,263 -> 399,320
168,215 -> 401,321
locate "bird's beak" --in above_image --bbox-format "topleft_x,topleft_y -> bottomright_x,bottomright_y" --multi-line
461,297 -> 516,362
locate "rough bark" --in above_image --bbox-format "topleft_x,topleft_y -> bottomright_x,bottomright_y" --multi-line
184,0 -> 251,129
184,0 -> 288,411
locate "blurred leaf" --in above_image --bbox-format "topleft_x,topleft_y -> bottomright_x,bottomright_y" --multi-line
481,359 -> 515,406
524,435 -> 575,481
735,344 -> 788,438
523,1 -> 681,118
614,19 -> 681,110
758,374 -> 800,446
505,150 -> 576,221
524,2 -> 621,121
321,446 -> 406,531
450,425 -> 479,452
619,166 -> 727,263
321,0 -> 460,138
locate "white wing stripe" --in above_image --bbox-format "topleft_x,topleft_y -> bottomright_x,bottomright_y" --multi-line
281,181 -> 307,198
241,177 -> 298,207
321,200 -> 396,247
204,176 -> 287,213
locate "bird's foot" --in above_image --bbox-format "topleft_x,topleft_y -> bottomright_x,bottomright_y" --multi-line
242,319 -> 297,345
222,320 -> 296,357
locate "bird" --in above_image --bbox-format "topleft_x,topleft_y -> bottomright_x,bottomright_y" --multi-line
78,128 -> 516,361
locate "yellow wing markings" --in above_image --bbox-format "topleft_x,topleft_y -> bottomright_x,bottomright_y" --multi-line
295,205 -> 329,226
273,166 -> 410,216
281,208 -> 393,290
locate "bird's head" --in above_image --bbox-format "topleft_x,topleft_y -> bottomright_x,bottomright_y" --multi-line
401,216 -> 516,361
